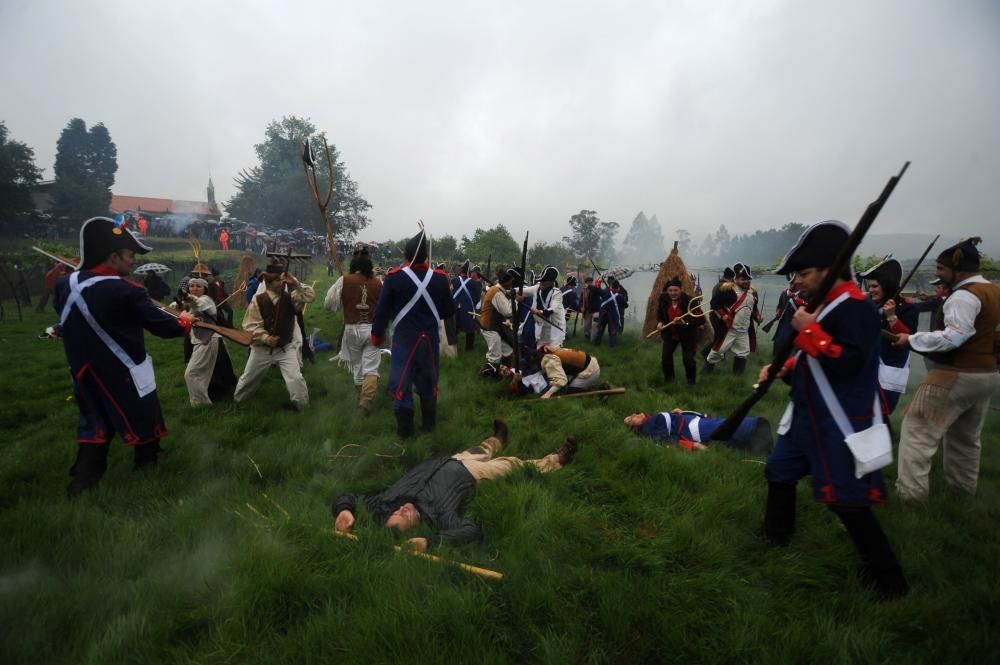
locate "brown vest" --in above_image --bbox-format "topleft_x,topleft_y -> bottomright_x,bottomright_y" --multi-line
256,291 -> 296,347
342,273 -> 381,324
548,347 -> 590,372
927,281 -> 1000,370
480,284 -> 504,330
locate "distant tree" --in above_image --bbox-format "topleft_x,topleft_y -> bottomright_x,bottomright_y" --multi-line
433,234 -> 459,262
459,224 -> 520,264
620,211 -> 665,263
51,118 -> 117,222
0,121 -> 42,219
529,241 -> 578,272
563,210 -> 619,263
226,116 -> 371,239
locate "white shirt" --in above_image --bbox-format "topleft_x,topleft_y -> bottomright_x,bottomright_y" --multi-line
909,275 -> 988,353
731,285 -> 753,332
324,276 -> 344,312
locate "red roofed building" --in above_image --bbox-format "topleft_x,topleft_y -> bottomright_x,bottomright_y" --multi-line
110,178 -> 221,220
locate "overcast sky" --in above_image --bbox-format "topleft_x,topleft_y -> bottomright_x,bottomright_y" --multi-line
2,0 -> 998,244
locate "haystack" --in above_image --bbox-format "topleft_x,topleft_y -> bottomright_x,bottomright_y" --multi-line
642,241 -> 696,341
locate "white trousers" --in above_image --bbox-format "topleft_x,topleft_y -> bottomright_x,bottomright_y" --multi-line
339,323 -> 381,385
482,330 -> 512,364
706,329 -> 750,363
235,343 -> 309,406
184,336 -> 220,406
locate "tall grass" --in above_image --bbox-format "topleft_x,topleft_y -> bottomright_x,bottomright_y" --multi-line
1,270 -> 997,664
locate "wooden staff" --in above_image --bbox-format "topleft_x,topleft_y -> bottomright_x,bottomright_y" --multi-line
332,530 -> 503,580
645,294 -> 706,338
530,387 -> 626,401
151,298 -> 252,346
300,137 -> 344,276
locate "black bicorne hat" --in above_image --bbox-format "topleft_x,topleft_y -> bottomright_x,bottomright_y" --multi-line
859,257 -> 902,291
539,265 -> 559,282
460,259 -> 470,274
501,267 -> 522,286
79,216 -> 152,269
404,228 -> 428,264
774,220 -> 850,276
722,267 -> 735,280
565,275 -> 577,286
733,263 -> 752,280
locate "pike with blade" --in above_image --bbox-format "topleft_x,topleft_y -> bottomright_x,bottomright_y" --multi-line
300,137 -> 343,276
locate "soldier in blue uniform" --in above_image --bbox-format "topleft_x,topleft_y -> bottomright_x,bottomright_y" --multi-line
760,221 -> 908,600
858,257 -> 919,413
55,217 -> 193,497
624,409 -> 772,454
371,228 -> 455,437
452,259 -> 482,352
593,277 -> 628,347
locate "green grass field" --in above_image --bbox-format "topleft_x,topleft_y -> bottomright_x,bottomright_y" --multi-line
1,270 -> 998,664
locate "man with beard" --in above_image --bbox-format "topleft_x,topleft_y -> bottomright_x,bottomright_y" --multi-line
760,221 -> 908,600
891,237 -> 1000,503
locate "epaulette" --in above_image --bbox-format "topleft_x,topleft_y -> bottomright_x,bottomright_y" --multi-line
719,282 -> 735,293
123,278 -> 144,289
751,286 -> 758,296
386,266 -> 402,275
433,268 -> 449,276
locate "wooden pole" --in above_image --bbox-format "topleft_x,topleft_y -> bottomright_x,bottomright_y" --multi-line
332,530 -> 503,580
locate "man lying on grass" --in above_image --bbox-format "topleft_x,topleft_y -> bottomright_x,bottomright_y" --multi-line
623,410 -> 773,455
501,344 -> 605,399
332,420 -> 577,551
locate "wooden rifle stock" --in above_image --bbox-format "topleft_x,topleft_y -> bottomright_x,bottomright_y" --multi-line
193,321 -> 253,346
710,161 -> 911,442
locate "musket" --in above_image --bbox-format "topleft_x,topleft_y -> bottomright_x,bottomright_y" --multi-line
888,234 -> 940,307
589,257 -> 604,281
511,232 -> 529,371
32,246 -> 79,269
711,161 -> 911,442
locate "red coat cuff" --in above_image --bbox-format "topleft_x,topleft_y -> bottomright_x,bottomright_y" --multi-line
888,318 -> 910,334
793,322 -> 842,358
177,317 -> 193,335
370,334 -> 383,347
782,356 -> 797,373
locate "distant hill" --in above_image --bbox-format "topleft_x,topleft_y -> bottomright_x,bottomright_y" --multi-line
858,234 -> 996,262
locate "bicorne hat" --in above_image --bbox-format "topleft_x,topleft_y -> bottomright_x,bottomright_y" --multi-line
774,220 -> 850,276
79,216 -> 152,270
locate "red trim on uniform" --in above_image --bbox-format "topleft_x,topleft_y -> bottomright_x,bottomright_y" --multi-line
392,332 -> 435,401
177,316 -> 193,334
823,281 -> 865,303
782,356 -> 797,373
793,322 -> 841,358
888,317 -> 910,334
371,334 -> 383,347
90,265 -> 120,277
81,366 -> 143,445
804,372 -> 838,505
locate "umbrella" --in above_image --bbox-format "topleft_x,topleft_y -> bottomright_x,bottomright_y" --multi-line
601,266 -> 634,281
133,263 -> 171,275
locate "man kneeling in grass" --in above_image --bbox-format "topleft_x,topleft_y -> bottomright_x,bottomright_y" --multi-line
624,409 -> 773,455
333,420 -> 577,552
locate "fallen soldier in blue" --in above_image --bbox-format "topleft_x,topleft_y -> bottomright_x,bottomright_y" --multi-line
624,410 -> 773,454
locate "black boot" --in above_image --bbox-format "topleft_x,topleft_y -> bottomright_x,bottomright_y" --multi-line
420,399 -> 437,433
133,441 -> 161,470
762,481 -> 797,546
733,357 -> 747,375
67,443 -> 110,498
836,509 -> 909,601
395,409 -> 415,438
